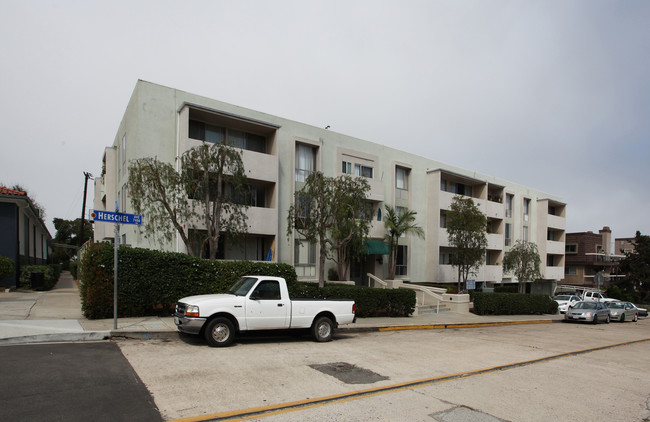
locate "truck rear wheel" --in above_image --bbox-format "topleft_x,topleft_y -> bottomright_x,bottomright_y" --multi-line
312,316 -> 334,342
204,317 -> 235,347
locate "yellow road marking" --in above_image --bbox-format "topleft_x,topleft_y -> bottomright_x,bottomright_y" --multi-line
170,337 -> 650,422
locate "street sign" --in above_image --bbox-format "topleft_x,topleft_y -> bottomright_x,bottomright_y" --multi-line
90,210 -> 142,225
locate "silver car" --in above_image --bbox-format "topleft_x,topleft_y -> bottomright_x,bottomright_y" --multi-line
564,301 -> 610,324
607,301 -> 638,322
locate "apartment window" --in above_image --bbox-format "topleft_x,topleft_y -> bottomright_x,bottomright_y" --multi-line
565,266 -> 577,275
296,143 -> 316,183
523,198 -> 530,222
189,120 -> 266,153
505,194 -> 514,218
566,244 -> 578,254
355,164 -> 373,178
549,206 -> 557,216
547,230 -> 556,241
396,206 -> 408,218
505,223 -> 512,246
440,211 -> 447,228
439,251 -> 451,265
377,207 -> 382,222
396,245 -> 408,276
448,181 -> 472,196
294,237 -> 316,277
547,255 -> 555,267
396,167 -> 408,190
522,226 -> 529,242
342,161 -> 352,174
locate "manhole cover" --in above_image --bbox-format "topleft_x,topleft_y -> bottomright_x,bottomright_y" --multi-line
309,362 -> 388,384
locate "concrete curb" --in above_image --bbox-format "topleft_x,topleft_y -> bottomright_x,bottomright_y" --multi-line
0,331 -> 112,345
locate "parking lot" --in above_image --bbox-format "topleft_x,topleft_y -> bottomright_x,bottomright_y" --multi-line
118,317 -> 650,421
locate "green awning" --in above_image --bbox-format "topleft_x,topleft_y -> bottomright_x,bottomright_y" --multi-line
364,239 -> 390,255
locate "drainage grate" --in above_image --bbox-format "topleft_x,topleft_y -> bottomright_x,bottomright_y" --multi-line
309,362 -> 389,384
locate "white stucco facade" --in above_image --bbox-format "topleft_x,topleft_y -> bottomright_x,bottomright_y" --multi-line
93,80 -> 566,286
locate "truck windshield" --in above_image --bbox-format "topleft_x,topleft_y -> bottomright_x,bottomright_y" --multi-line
226,277 -> 258,296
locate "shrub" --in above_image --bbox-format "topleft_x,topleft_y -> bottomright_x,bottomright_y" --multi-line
473,292 -> 558,315
288,282 -> 416,317
0,256 -> 14,280
79,243 -> 297,319
19,265 -> 58,290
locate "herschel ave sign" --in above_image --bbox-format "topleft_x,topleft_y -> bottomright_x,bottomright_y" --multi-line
90,210 -> 142,225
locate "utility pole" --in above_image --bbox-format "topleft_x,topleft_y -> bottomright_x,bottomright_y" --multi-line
79,172 -> 93,247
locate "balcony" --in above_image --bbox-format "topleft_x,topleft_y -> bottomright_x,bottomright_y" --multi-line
487,233 -> 504,250
547,214 -> 565,230
240,150 -> 278,183
369,220 -> 385,239
438,264 -> 457,283
366,177 -> 385,202
486,200 -> 504,219
478,265 -> 503,282
544,266 -> 564,280
244,207 -> 278,235
546,240 -> 565,255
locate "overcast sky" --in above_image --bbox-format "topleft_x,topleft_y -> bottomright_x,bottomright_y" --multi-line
1,0 -> 649,243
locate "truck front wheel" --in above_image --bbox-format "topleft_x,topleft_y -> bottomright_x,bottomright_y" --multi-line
204,317 -> 235,347
312,316 -> 334,342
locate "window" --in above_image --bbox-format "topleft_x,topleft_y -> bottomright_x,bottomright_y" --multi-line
377,207 -> 382,222
396,206 -> 408,218
522,226 -> 528,242
523,198 -> 530,222
565,266 -> 577,275
189,120 -> 266,153
566,244 -> 578,254
296,143 -> 316,183
439,251 -> 451,265
505,223 -> 511,246
547,255 -> 555,267
294,237 -> 316,277
251,280 -> 281,300
505,194 -> 514,218
355,164 -> 373,178
342,161 -> 352,174
396,245 -> 408,276
440,211 -> 447,228
396,166 -> 409,199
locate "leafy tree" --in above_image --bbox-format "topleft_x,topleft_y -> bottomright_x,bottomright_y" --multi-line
128,142 -> 250,259
128,157 -> 196,255
181,142 -> 249,260
287,172 -> 372,287
384,205 -> 425,280
446,195 -> 487,292
7,184 -> 46,220
51,218 -> 94,264
503,240 -> 542,294
617,231 -> 650,303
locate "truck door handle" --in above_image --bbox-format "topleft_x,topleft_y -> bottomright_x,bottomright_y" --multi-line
277,303 -> 284,307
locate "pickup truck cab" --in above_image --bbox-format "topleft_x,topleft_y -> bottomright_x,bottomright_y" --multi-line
582,291 -> 617,303
174,276 -> 356,347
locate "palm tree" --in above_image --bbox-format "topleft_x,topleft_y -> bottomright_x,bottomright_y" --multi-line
384,205 -> 425,280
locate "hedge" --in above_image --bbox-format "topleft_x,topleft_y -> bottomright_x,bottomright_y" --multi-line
0,256 -> 14,280
19,265 -> 59,290
289,283 -> 416,318
78,242 -> 416,319
473,292 -> 558,315
79,243 -> 297,319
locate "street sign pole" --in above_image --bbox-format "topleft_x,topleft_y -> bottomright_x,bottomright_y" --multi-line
114,201 -> 119,330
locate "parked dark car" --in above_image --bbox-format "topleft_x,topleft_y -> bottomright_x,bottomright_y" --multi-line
631,304 -> 648,317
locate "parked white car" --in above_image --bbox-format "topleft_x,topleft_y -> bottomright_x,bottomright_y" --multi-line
553,295 -> 582,314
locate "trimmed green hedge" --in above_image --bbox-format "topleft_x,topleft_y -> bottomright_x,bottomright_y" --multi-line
0,256 -> 14,280
79,243 -> 297,319
19,265 -> 59,290
78,242 -> 416,319
289,283 -> 416,318
473,292 -> 558,315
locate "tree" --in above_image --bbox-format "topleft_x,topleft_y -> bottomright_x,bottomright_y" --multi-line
287,172 -> 372,287
503,240 -> 542,294
384,205 -> 424,280
51,217 -> 94,264
446,195 -> 487,292
128,157 -> 196,255
128,142 -> 250,260
617,231 -> 650,303
181,142 -> 249,260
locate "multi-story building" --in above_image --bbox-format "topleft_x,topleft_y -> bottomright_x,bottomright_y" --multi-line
562,226 -> 624,288
93,80 -> 566,288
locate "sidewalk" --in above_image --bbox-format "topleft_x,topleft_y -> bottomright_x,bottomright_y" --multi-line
0,271 -> 562,345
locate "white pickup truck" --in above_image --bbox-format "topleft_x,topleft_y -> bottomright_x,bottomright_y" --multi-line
174,276 -> 356,347
582,291 -> 617,303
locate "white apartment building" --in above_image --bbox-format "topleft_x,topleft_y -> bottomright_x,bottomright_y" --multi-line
94,80 -> 566,287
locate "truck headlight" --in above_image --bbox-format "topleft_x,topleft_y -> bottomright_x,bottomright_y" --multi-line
185,305 -> 200,317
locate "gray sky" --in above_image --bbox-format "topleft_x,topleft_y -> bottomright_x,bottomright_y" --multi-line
1,0 -> 649,242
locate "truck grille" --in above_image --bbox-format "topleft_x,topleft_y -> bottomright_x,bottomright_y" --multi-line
175,302 -> 187,315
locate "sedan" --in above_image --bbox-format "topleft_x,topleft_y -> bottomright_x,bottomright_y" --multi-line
631,304 -> 648,317
607,301 -> 638,322
553,295 -> 582,314
564,301 -> 610,324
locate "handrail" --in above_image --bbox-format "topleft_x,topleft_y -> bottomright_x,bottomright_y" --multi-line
399,284 -> 444,314
366,273 -> 387,289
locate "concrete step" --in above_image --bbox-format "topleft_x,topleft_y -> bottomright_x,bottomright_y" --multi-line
414,304 -> 451,316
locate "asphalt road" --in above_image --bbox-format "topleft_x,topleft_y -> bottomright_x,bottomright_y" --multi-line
118,319 -> 650,421
0,342 -> 162,422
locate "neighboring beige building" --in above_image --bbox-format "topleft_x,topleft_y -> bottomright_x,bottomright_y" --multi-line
93,80 -> 566,288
